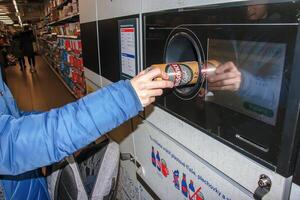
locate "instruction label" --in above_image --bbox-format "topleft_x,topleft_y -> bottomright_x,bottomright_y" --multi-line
120,27 -> 136,77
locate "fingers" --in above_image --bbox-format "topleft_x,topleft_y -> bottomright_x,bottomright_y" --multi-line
143,97 -> 155,107
130,68 -> 174,107
208,77 -> 241,91
144,80 -> 174,89
148,89 -> 163,97
215,61 -> 238,74
208,72 -> 240,83
142,68 -> 164,81
138,89 -> 162,107
209,77 -> 241,87
138,70 -> 146,76
209,84 -> 240,91
149,97 -> 155,104
207,61 -> 242,92
160,70 -> 169,80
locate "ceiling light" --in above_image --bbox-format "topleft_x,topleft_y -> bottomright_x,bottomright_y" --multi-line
1,20 -> 14,25
12,0 -> 22,26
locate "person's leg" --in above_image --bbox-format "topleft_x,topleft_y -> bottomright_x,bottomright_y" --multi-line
29,55 -> 36,73
18,58 -> 23,70
21,56 -> 26,69
27,56 -> 32,67
21,57 -> 25,70
32,55 -> 36,68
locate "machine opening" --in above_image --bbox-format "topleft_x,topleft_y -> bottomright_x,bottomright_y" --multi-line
164,31 -> 204,100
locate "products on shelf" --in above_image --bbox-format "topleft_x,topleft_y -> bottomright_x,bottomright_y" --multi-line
52,22 -> 80,36
46,0 -> 79,23
58,2 -> 78,19
58,37 -> 85,97
59,37 -> 82,53
40,0 -> 85,98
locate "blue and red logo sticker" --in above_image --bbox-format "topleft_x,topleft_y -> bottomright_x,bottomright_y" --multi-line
151,146 -> 205,200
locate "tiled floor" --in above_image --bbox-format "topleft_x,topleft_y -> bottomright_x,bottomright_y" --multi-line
5,56 -> 76,112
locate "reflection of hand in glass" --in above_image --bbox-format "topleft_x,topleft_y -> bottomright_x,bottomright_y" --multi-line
207,61 -> 241,92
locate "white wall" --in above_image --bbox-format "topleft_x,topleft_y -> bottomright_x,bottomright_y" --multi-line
97,0 -> 141,20
79,0 -> 97,23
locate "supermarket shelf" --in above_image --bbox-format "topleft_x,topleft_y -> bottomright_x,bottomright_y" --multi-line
43,40 -> 58,46
59,48 -> 82,57
57,35 -> 80,39
42,0 -> 71,21
64,62 -> 84,74
74,82 -> 85,92
68,51 -> 82,58
43,55 -> 79,99
40,32 -> 57,37
55,0 -> 71,10
42,12 -> 51,20
48,13 -> 79,26
45,56 -> 60,66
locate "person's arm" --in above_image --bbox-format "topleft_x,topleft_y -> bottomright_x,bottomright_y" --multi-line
236,69 -> 279,108
0,68 -> 173,176
0,80 -> 140,175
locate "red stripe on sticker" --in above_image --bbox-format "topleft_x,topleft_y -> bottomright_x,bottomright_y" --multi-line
121,28 -> 135,32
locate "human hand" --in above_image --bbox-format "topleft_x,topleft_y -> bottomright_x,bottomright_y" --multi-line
131,68 -> 174,107
207,61 -> 241,92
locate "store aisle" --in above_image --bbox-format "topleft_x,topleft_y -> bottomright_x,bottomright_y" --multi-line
5,56 -> 76,112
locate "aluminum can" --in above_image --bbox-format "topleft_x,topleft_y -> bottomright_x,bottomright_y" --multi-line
151,61 -> 199,86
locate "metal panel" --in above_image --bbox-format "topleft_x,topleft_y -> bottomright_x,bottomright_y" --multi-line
134,119 -> 253,199
81,22 -> 100,74
141,0 -> 296,13
141,0 -> 248,13
144,107 -> 292,199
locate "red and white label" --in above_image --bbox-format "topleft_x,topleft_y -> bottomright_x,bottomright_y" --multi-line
170,64 -> 182,86
121,28 -> 134,33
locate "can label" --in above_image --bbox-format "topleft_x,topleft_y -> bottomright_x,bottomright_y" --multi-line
166,63 -> 193,86
151,61 -> 199,86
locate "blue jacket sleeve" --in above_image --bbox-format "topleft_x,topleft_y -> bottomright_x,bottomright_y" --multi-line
237,69 -> 280,109
0,80 -> 142,175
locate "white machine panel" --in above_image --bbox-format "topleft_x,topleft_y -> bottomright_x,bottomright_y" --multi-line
84,67 -> 102,89
141,0 -> 248,13
144,107 -> 292,199
84,68 -> 113,89
290,183 -> 300,200
99,75 -> 113,87
97,0 -> 141,20
134,120 -> 252,199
